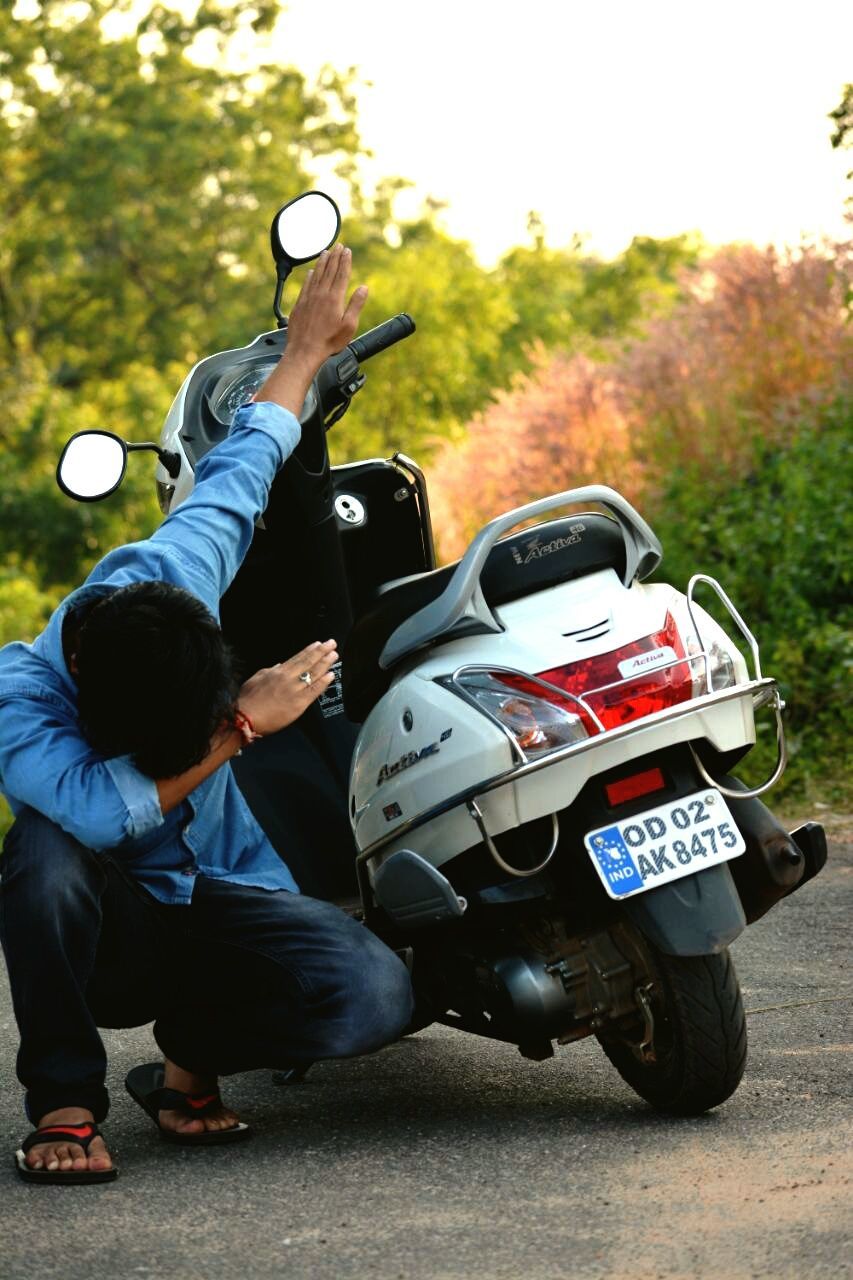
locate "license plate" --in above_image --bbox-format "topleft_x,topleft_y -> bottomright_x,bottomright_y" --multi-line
584,788 -> 745,900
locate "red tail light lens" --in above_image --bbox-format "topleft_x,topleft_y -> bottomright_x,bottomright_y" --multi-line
500,612 -> 692,734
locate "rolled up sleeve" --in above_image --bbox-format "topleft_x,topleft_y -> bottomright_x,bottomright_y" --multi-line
103,754 -> 163,841
0,694 -> 163,851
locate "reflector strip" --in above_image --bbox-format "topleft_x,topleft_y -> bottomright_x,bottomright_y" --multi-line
605,767 -> 666,807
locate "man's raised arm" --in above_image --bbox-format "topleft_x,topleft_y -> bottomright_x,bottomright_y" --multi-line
149,245 -> 368,605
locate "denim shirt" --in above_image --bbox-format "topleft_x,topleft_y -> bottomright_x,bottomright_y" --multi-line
0,401 -> 302,904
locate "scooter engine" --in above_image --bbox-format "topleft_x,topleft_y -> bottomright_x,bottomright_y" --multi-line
425,919 -> 653,1058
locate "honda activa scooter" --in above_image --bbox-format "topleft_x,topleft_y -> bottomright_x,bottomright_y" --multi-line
57,191 -> 827,1114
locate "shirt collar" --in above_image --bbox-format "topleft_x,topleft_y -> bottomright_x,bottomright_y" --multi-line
32,582 -> 117,695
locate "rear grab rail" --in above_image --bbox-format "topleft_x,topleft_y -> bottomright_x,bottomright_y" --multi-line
379,486 -> 663,670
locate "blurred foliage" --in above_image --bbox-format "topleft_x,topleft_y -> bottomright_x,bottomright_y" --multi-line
0,3 -> 848,836
0,0 -> 701,598
329,223 -> 517,459
429,344 -> 640,558
431,241 -> 853,555
495,231 -> 701,369
619,242 -> 852,480
0,356 -> 171,590
0,0 -> 361,377
651,401 -> 852,807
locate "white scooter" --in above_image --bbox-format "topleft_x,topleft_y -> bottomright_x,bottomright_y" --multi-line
57,191 -> 826,1114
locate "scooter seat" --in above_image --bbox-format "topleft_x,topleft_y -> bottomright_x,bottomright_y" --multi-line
342,512 -> 626,723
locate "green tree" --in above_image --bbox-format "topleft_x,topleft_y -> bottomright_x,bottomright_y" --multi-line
0,0 -> 362,382
495,226 -> 701,372
650,402 -> 852,806
575,234 -> 702,339
329,213 -> 516,460
0,0 -> 367,607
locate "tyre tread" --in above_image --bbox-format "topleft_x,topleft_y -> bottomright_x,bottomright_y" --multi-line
599,946 -> 747,1116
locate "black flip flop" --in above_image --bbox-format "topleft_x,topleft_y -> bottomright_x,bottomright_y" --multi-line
15,1121 -> 118,1185
125,1062 -> 251,1145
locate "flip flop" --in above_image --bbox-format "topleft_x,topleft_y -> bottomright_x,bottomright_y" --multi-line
125,1062 -> 251,1145
15,1121 -> 118,1185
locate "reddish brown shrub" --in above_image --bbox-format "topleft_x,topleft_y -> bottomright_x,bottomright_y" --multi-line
618,242 -> 852,480
430,346 -> 642,561
430,243 -> 852,561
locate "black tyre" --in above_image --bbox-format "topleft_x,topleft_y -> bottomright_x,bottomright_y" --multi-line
598,946 -> 747,1115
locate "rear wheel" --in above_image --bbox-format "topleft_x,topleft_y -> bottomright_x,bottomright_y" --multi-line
598,946 -> 747,1115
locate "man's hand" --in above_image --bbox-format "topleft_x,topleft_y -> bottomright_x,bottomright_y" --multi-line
254,245 -> 368,417
153,641 -> 338,815
236,640 -> 339,737
285,244 -> 368,367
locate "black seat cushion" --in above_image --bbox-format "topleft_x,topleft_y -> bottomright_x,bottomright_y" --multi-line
342,513 -> 626,723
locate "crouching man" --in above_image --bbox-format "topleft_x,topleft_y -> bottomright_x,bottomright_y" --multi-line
0,245 -> 413,1184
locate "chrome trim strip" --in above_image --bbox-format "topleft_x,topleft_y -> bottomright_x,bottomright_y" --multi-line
356,677 -> 775,863
391,452 -> 437,570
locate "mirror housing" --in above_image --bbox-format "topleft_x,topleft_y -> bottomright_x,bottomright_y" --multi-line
270,190 -> 341,266
56,431 -> 181,502
270,191 -> 341,325
56,430 -> 128,502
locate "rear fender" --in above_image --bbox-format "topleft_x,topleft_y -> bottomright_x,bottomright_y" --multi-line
621,863 -> 746,957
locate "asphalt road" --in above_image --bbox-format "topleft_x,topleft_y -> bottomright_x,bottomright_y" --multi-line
1,835 -> 851,1280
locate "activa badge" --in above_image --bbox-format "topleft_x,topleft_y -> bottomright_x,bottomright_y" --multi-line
376,729 -> 452,787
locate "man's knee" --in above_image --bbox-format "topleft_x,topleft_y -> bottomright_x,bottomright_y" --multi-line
320,929 -> 414,1057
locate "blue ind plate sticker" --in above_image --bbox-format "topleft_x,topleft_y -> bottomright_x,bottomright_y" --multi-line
584,788 -> 746,900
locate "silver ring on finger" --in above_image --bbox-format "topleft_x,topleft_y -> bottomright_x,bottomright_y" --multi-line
299,670 -> 313,686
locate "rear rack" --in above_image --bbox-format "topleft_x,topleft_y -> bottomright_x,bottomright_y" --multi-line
683,574 -> 786,798
686,573 -> 763,684
442,567 -> 761,766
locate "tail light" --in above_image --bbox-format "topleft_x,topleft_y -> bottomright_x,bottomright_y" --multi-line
455,602 -> 744,755
501,611 -> 695,734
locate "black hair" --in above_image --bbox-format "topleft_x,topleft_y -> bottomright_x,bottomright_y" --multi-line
72,581 -> 238,779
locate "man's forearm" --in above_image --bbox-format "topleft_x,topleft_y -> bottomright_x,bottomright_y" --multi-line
253,351 -> 316,418
156,724 -> 243,815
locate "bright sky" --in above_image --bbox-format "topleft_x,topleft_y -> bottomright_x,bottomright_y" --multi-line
259,0 -> 851,263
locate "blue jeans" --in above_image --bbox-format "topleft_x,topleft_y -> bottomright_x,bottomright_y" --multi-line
0,808 -> 413,1124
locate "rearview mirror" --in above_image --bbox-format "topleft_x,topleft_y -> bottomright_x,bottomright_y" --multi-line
270,191 -> 341,267
56,430 -> 127,502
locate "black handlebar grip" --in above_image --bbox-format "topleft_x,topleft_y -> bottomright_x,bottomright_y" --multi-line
348,313 -> 416,364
